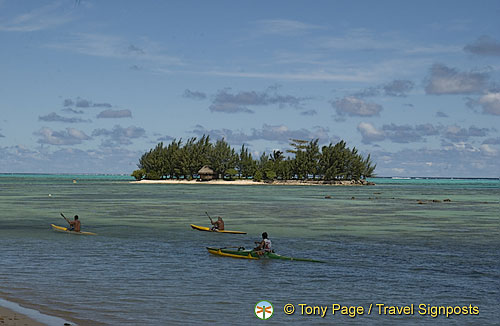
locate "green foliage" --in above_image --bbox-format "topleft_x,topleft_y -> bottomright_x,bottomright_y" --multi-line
209,138 -> 238,178
179,136 -> 211,179
263,169 -> 277,180
145,170 -> 162,180
139,142 -> 166,179
253,170 -> 263,181
237,144 -> 256,178
135,135 -> 376,182
225,168 -> 238,180
131,169 -> 145,181
290,139 -> 320,180
286,138 -> 309,154
278,159 -> 293,180
317,140 -> 376,180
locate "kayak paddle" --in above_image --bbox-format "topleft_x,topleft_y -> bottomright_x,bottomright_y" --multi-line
60,212 -> 71,225
205,211 -> 214,224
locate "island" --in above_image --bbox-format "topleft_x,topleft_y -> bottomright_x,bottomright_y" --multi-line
131,136 -> 376,185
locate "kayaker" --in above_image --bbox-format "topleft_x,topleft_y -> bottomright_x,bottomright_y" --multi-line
254,232 -> 272,255
67,215 -> 81,232
211,216 -> 224,231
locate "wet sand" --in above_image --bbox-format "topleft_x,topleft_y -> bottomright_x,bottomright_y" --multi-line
0,306 -> 46,326
0,298 -> 77,326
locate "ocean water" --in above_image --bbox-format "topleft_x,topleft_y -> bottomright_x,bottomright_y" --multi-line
0,175 -> 498,325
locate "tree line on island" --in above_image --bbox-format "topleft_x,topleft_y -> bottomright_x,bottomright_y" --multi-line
132,135 -> 376,182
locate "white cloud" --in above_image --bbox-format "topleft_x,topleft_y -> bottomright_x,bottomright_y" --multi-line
92,125 -> 146,147
208,88 -> 307,114
34,127 -> 91,146
254,19 -> 322,36
319,29 -> 460,55
38,112 -> 90,123
333,97 -> 383,117
192,124 -> 333,145
480,144 -> 498,155
319,29 -> 401,51
478,92 -> 500,115
371,146 -> 499,178
48,33 -> 183,66
183,89 -> 207,100
425,63 -> 489,95
67,128 -> 89,140
442,125 -> 489,142
403,45 -> 462,54
464,35 -> 500,56
200,69 -> 373,82
97,109 -> 132,119
0,145 -> 142,174
0,2 -> 73,32
381,123 -> 439,143
357,122 -> 385,144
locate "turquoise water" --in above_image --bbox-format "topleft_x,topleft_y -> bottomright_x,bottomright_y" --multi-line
0,175 -> 498,325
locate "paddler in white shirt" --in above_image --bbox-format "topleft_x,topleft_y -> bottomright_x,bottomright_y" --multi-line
254,232 -> 272,255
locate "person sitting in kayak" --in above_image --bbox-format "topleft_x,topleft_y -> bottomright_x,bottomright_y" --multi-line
254,232 -> 272,255
67,215 -> 81,232
210,216 -> 224,231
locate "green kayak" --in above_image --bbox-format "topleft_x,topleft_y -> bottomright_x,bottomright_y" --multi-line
206,247 -> 323,263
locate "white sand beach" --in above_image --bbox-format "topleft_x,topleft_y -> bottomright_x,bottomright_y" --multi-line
130,179 -> 265,185
131,179 -> 373,185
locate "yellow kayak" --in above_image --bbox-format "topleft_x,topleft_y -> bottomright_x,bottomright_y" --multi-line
207,247 -> 259,259
50,224 -> 97,236
190,224 -> 246,234
207,247 -> 324,263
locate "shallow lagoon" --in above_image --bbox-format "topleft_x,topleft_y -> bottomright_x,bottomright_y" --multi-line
0,175 -> 498,325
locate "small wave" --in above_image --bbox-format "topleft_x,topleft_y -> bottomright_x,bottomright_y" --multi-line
0,297 -> 75,325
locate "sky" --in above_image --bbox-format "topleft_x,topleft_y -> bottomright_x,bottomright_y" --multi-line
0,0 -> 499,177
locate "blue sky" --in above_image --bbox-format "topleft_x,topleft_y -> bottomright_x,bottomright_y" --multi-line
0,0 -> 499,177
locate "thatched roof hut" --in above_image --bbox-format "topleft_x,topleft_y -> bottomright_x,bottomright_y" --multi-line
198,165 -> 215,181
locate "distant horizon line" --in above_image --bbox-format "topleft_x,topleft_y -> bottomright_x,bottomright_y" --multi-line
0,173 -> 498,180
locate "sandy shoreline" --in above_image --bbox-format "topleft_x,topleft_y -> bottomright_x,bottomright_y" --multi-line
131,179 -> 265,185
0,306 -> 46,326
0,297 -> 81,326
131,179 -> 374,185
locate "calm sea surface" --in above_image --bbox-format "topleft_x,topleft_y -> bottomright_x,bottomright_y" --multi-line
0,175 -> 498,325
